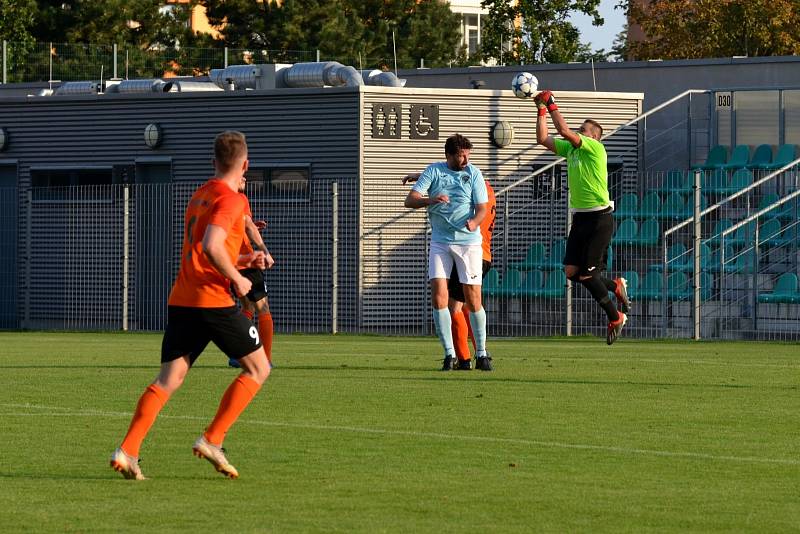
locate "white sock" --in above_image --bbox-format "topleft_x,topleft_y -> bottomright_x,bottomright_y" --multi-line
469,308 -> 487,358
432,307 -> 454,357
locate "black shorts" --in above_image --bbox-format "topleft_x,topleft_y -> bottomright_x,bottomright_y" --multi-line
563,209 -> 614,276
236,268 -> 268,303
448,260 -> 492,302
161,305 -> 262,364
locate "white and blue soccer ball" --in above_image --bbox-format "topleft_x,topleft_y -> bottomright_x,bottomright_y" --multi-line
511,72 -> 538,99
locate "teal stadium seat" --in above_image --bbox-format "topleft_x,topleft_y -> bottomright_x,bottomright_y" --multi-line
758,273 -> 800,303
764,144 -> 797,170
536,270 -> 566,298
759,218 -> 785,247
612,218 -> 638,245
649,243 -> 688,272
716,169 -> 753,195
519,270 -> 545,297
693,145 -> 728,170
702,168 -> 729,194
707,218 -> 734,243
660,192 -> 685,219
638,192 -> 662,218
722,145 -> 750,170
513,243 -> 546,270
498,268 -> 523,297
542,239 -> 567,269
631,218 -> 660,246
758,194 -> 795,222
658,170 -> 691,193
615,193 -> 639,218
614,270 -> 639,300
482,268 -> 501,298
746,144 -> 773,170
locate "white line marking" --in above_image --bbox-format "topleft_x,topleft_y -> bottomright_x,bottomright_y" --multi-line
2,403 -> 798,466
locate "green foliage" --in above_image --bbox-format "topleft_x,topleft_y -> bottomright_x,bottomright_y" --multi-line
0,0 -> 37,80
1,332 -> 799,531
201,0 -> 463,69
624,0 -> 800,60
480,0 -> 603,64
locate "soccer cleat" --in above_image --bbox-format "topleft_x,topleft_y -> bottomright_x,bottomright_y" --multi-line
614,277 -> 631,314
456,358 -> 472,371
606,312 -> 628,345
193,435 -> 239,479
441,356 -> 455,371
228,358 -> 241,368
110,447 -> 146,480
475,355 -> 493,371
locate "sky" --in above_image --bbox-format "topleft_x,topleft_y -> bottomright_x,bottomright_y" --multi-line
568,0 -> 627,54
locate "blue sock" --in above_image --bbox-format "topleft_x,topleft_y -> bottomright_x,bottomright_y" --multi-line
432,307 -> 455,357
469,308 -> 487,358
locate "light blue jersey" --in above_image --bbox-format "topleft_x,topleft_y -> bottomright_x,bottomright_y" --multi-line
412,161 -> 488,245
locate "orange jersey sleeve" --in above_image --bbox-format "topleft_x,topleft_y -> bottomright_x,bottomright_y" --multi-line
238,193 -> 254,255
168,179 -> 248,308
480,181 -> 496,261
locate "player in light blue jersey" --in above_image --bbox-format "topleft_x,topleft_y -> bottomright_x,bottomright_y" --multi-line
404,134 -> 492,371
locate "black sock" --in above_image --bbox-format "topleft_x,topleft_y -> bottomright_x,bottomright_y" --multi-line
600,276 -> 617,292
580,277 -> 619,321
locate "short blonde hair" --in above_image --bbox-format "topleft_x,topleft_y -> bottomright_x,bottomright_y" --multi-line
214,131 -> 247,173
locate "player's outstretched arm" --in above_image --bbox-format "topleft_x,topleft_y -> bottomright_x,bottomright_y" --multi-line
539,92 -> 582,148
534,91 -> 557,153
402,172 -> 421,185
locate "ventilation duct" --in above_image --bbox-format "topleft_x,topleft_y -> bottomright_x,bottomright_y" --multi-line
210,65 -> 262,90
162,81 -> 223,92
360,69 -> 405,87
116,79 -> 171,94
55,81 -> 100,95
282,62 -> 364,88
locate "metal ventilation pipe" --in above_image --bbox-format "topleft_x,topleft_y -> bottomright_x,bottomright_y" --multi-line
117,79 -> 166,94
283,62 -> 364,88
55,81 -> 100,95
360,70 -> 404,87
209,65 -> 261,90
167,81 -> 224,92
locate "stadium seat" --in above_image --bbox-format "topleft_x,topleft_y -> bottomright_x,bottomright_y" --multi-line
541,239 -> 567,269
657,170 -> 691,193
633,218 -> 660,246
692,145 -> 728,170
513,243 -> 547,270
763,144 -> 797,170
721,145 -> 750,170
638,191 -> 662,218
636,271 -> 664,301
612,218 -> 638,245
716,168 -> 753,195
482,268 -> 502,297
498,268 -> 523,297
702,168 -> 729,193
660,192 -> 685,219
758,273 -> 800,303
721,246 -> 757,273
519,270 -> 545,297
614,193 -> 639,218
648,243 -> 688,272
746,144 -> 773,170
758,194 -> 795,222
536,269 -> 566,298
618,270 -> 639,300
759,218 -> 785,247
706,218 -> 734,243
727,221 -> 755,247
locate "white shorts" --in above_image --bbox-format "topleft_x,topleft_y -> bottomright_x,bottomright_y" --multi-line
428,242 -> 483,285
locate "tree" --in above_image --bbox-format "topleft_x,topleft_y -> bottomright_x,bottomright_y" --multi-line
480,0 -> 603,64
623,0 -> 800,60
200,0 -> 463,68
0,0 -> 37,82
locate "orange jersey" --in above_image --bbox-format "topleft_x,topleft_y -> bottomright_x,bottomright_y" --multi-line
168,179 -> 248,308
239,193 -> 254,255
480,181 -> 496,261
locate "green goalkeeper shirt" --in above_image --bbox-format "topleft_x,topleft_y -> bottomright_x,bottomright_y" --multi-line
554,134 -> 611,210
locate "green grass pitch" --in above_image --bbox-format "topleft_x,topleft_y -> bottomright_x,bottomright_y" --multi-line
0,332 -> 797,532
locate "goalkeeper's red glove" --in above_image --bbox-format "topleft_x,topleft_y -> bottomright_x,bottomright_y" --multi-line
541,91 -> 558,112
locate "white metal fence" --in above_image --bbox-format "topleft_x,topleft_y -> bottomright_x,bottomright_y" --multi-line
1,166 -> 797,340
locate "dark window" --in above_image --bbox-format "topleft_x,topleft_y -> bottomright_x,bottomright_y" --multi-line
31,168 -> 112,187
245,166 -> 310,201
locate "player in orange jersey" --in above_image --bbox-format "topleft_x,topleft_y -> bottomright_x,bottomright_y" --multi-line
228,177 -> 276,369
110,131 -> 271,480
403,173 -> 496,371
